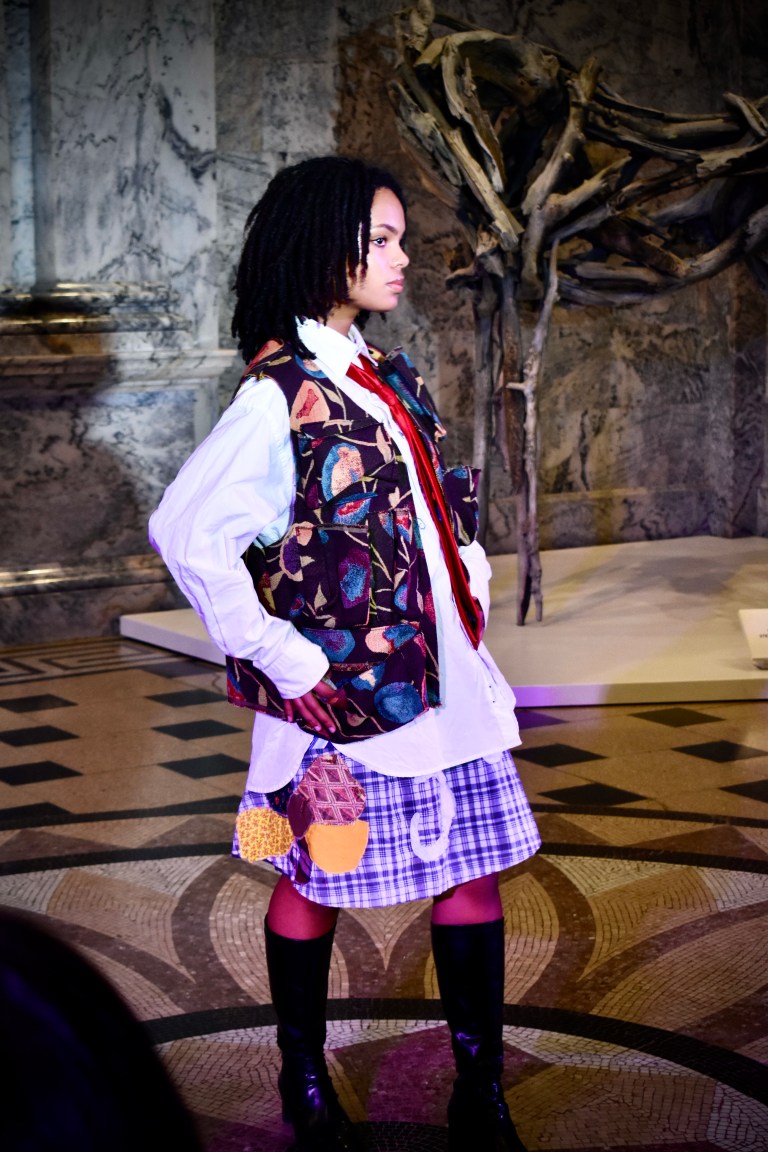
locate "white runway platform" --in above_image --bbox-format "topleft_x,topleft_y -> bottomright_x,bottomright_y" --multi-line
120,536 -> 768,707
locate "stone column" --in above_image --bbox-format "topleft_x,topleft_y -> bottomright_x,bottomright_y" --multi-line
0,0 -> 235,644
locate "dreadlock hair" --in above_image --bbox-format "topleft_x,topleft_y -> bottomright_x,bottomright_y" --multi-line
231,155 -> 407,363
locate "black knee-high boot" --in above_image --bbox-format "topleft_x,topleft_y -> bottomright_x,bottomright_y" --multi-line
431,919 -> 527,1152
264,919 -> 362,1152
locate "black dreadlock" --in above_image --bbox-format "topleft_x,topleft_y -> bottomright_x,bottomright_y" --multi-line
231,155 -> 406,363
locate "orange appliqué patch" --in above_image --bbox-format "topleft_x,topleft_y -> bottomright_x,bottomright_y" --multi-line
305,820 -> 370,874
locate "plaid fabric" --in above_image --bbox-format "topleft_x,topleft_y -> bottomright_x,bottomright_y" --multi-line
232,740 -> 541,908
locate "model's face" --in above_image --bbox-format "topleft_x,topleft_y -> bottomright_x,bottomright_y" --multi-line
327,186 -> 409,334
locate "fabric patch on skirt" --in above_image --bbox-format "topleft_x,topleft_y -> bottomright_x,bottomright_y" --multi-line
232,739 -> 541,907
305,819 -> 370,873
235,806 -> 294,861
288,752 -> 365,835
233,749 -> 369,879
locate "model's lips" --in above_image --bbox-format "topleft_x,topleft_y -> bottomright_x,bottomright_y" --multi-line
388,279 -> 405,291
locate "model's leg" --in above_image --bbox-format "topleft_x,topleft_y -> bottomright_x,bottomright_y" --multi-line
431,874 -> 526,1152
431,871 -> 502,926
265,877 -> 361,1151
267,873 -> 338,938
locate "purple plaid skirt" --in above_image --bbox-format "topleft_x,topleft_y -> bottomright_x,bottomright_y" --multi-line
232,739 -> 541,907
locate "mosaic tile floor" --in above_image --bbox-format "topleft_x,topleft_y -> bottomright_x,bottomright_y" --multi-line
1,636 -> 767,1151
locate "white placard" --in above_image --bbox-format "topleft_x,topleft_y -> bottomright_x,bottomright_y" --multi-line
738,609 -> 768,669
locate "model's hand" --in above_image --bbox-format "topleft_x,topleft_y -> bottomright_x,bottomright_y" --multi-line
284,678 -> 340,738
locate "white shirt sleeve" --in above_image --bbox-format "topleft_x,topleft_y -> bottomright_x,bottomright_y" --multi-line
459,538 -> 492,623
148,375 -> 329,697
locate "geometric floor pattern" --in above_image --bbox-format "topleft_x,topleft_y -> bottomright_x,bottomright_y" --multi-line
1,637 -> 767,1151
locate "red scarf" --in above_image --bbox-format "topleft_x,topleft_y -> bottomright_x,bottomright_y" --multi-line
347,359 -> 483,649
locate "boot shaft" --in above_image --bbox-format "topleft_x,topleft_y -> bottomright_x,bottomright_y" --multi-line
431,918 -> 506,1078
264,918 -> 335,1058
432,919 -> 527,1151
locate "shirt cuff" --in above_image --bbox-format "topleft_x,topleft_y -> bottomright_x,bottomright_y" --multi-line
255,622 -> 330,698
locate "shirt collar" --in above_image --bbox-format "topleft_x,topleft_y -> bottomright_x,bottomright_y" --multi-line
296,317 -> 372,378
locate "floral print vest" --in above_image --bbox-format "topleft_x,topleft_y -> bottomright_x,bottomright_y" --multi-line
225,341 -> 480,742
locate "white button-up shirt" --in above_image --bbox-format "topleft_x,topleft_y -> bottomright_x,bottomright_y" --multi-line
149,319 -> 520,791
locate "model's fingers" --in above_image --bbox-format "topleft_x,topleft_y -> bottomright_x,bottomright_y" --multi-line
315,679 -> 343,704
300,694 -> 336,734
285,683 -> 336,735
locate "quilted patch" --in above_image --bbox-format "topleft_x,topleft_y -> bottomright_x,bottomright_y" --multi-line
235,807 -> 294,862
295,752 -> 366,825
287,791 -> 314,838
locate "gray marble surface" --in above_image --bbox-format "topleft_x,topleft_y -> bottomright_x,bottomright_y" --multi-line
0,278 -> 235,644
1,2 -> 232,642
0,0 -> 35,285
27,1 -> 218,346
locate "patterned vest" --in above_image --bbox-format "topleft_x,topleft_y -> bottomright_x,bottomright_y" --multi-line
225,341 -> 480,742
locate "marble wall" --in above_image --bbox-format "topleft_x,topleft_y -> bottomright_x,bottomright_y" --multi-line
0,0 -> 234,643
1,0 -> 766,643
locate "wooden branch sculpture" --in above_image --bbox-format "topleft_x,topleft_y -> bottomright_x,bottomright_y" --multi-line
388,1 -> 768,623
